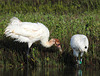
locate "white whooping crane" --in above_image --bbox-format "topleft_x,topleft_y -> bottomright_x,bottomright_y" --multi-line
4,17 -> 62,58
70,34 -> 89,64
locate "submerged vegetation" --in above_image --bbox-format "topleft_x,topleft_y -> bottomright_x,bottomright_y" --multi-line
0,0 -> 100,68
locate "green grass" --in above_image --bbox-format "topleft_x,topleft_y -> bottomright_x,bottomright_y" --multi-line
0,0 -> 100,14
0,11 -> 100,67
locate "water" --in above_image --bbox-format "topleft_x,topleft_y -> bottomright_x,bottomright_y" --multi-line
0,66 -> 100,76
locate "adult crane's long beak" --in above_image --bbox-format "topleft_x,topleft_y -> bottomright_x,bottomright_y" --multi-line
56,44 -> 63,53
58,46 -> 63,53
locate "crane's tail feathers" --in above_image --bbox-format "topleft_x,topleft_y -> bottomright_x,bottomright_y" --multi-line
10,17 -> 21,25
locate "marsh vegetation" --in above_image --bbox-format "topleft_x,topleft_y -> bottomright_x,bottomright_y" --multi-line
0,0 -> 100,68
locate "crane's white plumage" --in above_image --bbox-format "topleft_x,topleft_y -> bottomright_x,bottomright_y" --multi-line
4,17 -> 62,53
70,34 -> 89,64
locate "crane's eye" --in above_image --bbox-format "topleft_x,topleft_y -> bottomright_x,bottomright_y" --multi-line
56,44 -> 60,46
85,46 -> 87,49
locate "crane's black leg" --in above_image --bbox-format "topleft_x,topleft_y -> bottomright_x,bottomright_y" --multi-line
25,47 -> 30,76
27,47 -> 34,60
27,47 -> 36,68
23,47 -> 30,68
26,47 -> 30,67
29,48 -> 35,62
27,47 -> 30,57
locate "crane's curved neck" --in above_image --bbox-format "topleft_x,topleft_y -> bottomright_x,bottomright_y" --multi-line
41,39 -> 54,48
